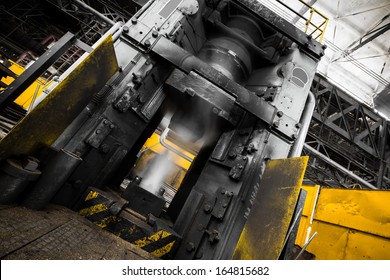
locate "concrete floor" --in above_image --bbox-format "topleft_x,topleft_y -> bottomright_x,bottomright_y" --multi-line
0,204 -> 155,260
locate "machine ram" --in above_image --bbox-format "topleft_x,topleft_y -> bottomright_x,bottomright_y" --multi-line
0,0 -> 325,259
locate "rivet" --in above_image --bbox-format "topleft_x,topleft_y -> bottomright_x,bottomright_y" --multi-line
204,204 -> 212,213
228,151 -> 237,159
186,242 -> 195,252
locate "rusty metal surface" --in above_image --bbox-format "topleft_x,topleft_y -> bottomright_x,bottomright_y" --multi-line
232,156 -> 308,259
0,35 -> 118,160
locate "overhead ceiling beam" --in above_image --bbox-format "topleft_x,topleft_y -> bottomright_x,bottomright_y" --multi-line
333,14 -> 390,62
347,23 -> 390,56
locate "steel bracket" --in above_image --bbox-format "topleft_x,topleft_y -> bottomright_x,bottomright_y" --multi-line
115,88 -> 138,112
229,155 -> 249,181
211,188 -> 233,220
86,118 -> 115,149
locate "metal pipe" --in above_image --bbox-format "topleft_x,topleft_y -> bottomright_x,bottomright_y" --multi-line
133,0 -> 156,19
0,158 -> 41,204
73,0 -> 115,26
160,128 -> 193,163
294,231 -> 317,260
376,121 -> 388,189
289,91 -> 315,157
303,143 -> 378,190
112,26 -> 124,41
22,149 -> 82,210
292,0 -> 317,23
27,84 -> 40,113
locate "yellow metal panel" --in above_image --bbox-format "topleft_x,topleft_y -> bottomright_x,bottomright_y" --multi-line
301,185 -> 320,216
304,220 -> 349,259
296,187 -> 390,259
0,35 -> 118,160
296,216 -> 310,246
232,156 -> 308,260
0,61 -> 23,90
295,185 -> 320,245
13,79 -> 53,109
304,223 -> 390,260
314,188 -> 390,238
345,231 -> 390,260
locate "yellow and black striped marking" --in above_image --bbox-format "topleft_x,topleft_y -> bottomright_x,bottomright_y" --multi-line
78,190 -> 119,228
113,220 -> 178,258
78,188 -> 179,258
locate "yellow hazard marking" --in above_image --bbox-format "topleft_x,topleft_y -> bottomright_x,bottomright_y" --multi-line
95,216 -> 119,228
85,191 -> 99,201
78,203 -> 108,216
150,240 -> 176,258
134,230 -> 172,248
127,224 -> 138,235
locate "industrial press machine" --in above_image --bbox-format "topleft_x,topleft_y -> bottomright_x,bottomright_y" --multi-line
0,0 -> 325,259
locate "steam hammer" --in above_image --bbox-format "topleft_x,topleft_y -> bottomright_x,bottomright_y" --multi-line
0,0 -> 324,259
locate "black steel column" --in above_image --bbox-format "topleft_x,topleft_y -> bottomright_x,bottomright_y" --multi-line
377,121 -> 389,189
0,32 -> 76,111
